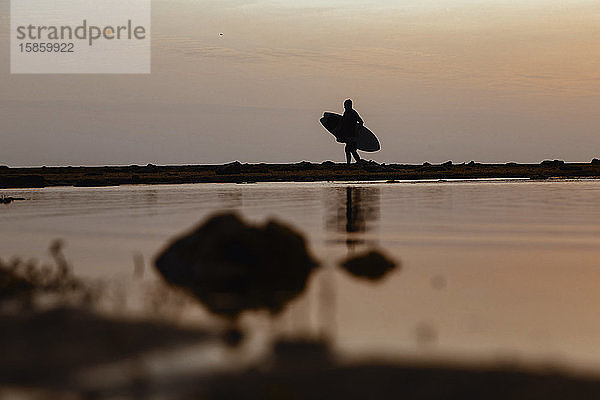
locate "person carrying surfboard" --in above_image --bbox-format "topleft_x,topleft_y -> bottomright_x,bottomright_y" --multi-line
320,100 -> 380,161
339,99 -> 363,165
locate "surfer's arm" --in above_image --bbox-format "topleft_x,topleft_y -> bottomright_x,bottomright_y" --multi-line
355,110 -> 364,126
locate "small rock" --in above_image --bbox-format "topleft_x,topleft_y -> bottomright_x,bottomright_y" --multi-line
0,197 -> 25,204
340,250 -> 398,281
295,161 -> 313,170
216,161 -> 242,175
540,159 -> 565,167
359,160 -> 382,172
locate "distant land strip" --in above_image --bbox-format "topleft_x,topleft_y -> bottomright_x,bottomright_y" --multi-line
2,159 -> 600,188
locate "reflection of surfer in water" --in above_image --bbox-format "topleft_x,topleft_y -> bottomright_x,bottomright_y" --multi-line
325,186 -> 381,251
338,99 -> 363,165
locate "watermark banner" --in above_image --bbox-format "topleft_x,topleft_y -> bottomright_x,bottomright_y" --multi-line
11,0 -> 151,74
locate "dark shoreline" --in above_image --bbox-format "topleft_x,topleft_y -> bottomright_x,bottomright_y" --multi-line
2,159 -> 600,188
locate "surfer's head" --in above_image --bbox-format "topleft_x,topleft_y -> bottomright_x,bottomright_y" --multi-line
344,99 -> 353,109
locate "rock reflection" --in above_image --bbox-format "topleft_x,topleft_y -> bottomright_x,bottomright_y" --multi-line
325,186 -> 380,251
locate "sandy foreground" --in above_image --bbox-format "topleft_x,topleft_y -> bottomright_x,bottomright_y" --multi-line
2,306 -> 600,399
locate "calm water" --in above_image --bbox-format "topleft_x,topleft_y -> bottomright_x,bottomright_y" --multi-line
4,180 -> 600,372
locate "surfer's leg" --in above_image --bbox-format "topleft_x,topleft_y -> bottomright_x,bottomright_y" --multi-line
346,142 -> 360,163
345,144 -> 352,164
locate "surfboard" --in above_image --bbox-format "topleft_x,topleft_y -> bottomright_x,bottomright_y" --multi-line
320,112 -> 380,152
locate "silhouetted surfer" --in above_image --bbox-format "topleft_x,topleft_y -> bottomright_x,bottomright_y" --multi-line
338,99 -> 363,164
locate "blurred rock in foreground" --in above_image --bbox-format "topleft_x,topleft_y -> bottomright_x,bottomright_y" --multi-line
155,213 -> 318,318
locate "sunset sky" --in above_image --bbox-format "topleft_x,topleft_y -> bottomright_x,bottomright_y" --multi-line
2,0 -> 600,166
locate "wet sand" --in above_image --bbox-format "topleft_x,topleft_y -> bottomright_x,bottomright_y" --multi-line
1,159 -> 599,188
